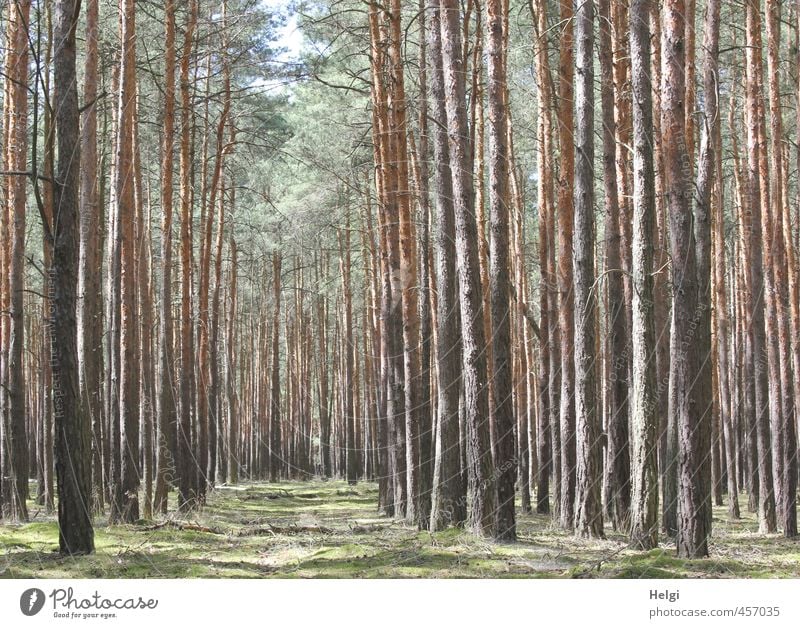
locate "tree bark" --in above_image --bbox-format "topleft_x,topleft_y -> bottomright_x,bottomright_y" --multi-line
556,0 -> 576,530
764,0 -> 797,538
572,0 -> 602,539
744,0 -> 776,534
628,0 -> 659,550
78,0 -> 105,514
154,0 -> 177,514
4,0 -> 31,522
663,0 -> 711,558
52,0 -> 94,554
386,0 -> 422,523
599,0 -> 629,532
428,0 -> 466,531
112,0 -> 140,524
486,0 -> 516,541
177,0 -> 198,511
440,0 -> 496,536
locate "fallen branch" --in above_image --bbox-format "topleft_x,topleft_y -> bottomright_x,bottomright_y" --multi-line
138,521 -> 224,535
237,523 -> 333,536
348,522 -> 396,534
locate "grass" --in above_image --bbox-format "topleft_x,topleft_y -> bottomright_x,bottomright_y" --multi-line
1,481 -> 799,578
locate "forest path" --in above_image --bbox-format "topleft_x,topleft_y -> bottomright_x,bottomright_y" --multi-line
1,481 -> 798,578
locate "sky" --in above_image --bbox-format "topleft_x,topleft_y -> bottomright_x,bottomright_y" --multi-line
261,0 -> 303,62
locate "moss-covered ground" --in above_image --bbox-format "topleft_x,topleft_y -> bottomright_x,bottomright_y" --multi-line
1,481 -> 798,578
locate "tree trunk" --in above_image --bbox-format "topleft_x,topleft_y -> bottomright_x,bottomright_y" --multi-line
154,0 -> 177,514
428,0 -> 466,531
663,0 -> 711,558
4,0 -> 31,522
386,0 -> 421,522
178,0 -> 198,511
629,0 -> 659,550
52,0 -> 94,554
572,0 -> 602,539
556,0 -> 576,530
599,0 -> 629,533
532,0 -> 558,518
485,0 -> 516,542
415,0 -> 434,530
113,0 -> 140,524
440,0 -> 496,536
78,0 -> 105,514
226,237 -> 239,484
764,0 -> 797,538
744,0 -> 776,534
269,252 -> 283,482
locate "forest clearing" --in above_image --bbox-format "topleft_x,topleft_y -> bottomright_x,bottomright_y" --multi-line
1,0 -> 800,593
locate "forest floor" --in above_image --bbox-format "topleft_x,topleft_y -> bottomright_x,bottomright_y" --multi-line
1,480 -> 799,578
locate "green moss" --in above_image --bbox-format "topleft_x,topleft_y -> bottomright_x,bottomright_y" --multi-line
2,485 -> 798,578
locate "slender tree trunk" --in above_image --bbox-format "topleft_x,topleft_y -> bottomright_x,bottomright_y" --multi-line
269,252 -> 283,482
744,0 -> 776,534
386,0 -> 421,521
5,0 -> 31,522
556,0 -> 576,530
154,0 -> 177,514
78,0 -> 105,514
178,0 -> 198,511
113,0 -> 140,524
415,0 -> 434,530
315,254 -> 331,479
663,0 -> 711,558
599,0 -> 629,532
629,0 -> 659,550
572,0 -> 602,539
485,0 -> 516,541
440,0 -> 496,536
690,0 -> 716,552
52,0 -> 94,554
532,0 -> 558,518
764,0 -> 797,538
226,237 -> 239,484
428,0 -> 466,531
338,218 -> 357,485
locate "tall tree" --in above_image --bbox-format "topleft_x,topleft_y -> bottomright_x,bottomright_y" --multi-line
532,0 -> 558,518
112,0 -> 140,524
628,0 -> 659,550
51,0 -> 94,555
744,0 -> 776,534
386,0 -> 422,523
269,252 -> 283,482
598,0 -> 629,532
428,0 -> 466,531
4,0 -> 31,521
226,237 -> 239,484
486,0 -> 516,541
572,0 -> 602,539
663,0 -> 711,558
440,0 -> 496,536
764,0 -> 797,538
177,0 -> 199,511
154,0 -> 178,514
556,0 -> 576,530
415,0 -> 434,530
78,0 -> 104,513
